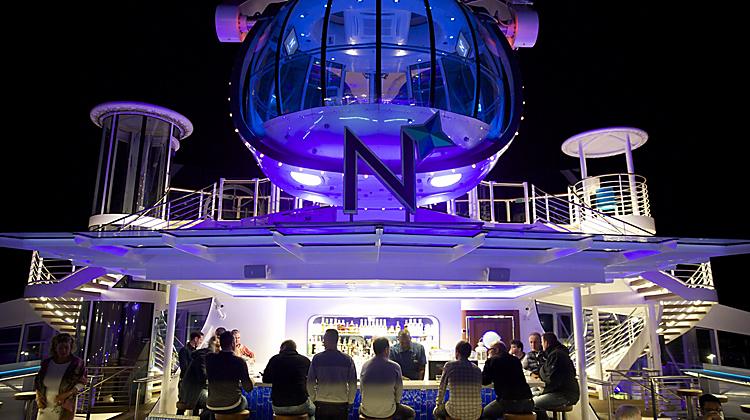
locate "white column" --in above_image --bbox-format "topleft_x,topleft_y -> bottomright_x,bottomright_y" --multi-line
647,304 -> 663,374
468,187 -> 480,220
592,307 -> 603,380
624,135 -> 640,216
578,141 -> 588,179
572,287 -> 590,420
160,283 -> 179,413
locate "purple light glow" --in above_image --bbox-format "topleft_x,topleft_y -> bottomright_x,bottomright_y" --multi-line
201,282 -> 547,299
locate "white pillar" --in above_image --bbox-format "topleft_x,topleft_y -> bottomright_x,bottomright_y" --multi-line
578,141 -> 588,179
160,283 -> 179,413
624,135 -> 640,216
592,307 -> 603,380
468,187 -> 480,220
647,304 -> 663,374
572,287 -> 590,420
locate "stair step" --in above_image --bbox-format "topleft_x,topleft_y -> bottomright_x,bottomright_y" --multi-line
637,285 -> 667,294
629,278 -> 651,287
645,293 -> 679,301
662,303 -> 712,309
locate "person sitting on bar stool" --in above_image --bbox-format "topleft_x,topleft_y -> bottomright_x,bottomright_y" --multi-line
205,331 -> 254,417
698,394 -> 723,419
263,339 -> 316,420
307,329 -> 357,420
178,331 -> 204,415
480,341 -> 534,419
510,340 -> 526,360
34,333 -> 87,420
533,333 -> 579,420
359,337 -> 415,420
182,342 -> 217,417
434,341 -> 483,420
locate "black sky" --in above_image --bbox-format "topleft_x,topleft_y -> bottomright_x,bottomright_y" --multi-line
1,0 -> 748,305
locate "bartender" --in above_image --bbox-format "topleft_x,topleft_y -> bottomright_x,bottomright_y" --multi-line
389,330 -> 426,380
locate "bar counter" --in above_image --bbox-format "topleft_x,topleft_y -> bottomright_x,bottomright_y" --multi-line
245,376 -> 545,420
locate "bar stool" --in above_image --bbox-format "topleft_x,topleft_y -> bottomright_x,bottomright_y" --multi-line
739,404 -> 750,414
14,391 -> 36,420
676,389 -> 702,420
275,415 -> 309,420
548,405 -> 573,420
503,413 -> 537,420
215,409 -> 251,420
359,416 -> 392,420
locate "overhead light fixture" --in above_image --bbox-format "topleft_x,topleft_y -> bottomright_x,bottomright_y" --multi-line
430,173 -> 462,187
290,171 -> 323,186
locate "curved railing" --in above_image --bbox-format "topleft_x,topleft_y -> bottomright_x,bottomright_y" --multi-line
668,262 -> 714,289
571,173 -> 651,218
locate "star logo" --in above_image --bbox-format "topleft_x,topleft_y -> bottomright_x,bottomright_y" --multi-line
402,112 -> 455,161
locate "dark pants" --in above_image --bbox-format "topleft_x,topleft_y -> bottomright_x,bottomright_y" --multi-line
533,393 -> 577,420
360,403 -> 416,420
315,401 -> 349,420
481,399 -> 535,419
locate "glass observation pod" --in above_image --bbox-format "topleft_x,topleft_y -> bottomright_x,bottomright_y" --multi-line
230,0 -> 522,208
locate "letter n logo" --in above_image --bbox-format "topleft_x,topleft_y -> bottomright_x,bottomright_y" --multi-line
343,128 -> 416,214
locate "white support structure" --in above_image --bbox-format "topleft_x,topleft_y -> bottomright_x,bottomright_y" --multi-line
572,287 -> 590,420
160,284 -> 179,413
646,303 -> 663,374
592,307 -> 604,380
624,135 -> 640,216
468,187 -> 480,220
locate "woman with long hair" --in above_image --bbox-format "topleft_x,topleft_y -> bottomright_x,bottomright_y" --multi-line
34,333 -> 87,420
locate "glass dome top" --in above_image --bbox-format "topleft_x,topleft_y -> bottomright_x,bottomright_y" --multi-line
230,0 -> 522,174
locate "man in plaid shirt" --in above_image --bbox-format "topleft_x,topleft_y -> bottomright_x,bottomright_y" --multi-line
434,341 -> 483,420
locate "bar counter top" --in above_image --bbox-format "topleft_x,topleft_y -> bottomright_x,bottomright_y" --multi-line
250,376 -> 545,389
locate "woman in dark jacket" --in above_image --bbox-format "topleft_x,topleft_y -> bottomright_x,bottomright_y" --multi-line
34,333 -> 87,420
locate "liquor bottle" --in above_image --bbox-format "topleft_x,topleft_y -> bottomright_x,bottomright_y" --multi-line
396,321 -> 401,332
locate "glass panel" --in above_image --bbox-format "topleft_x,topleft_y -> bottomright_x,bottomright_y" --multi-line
0,326 -> 22,344
93,116 -> 114,214
0,344 -> 18,364
326,0 -> 377,105
140,118 -> 171,210
717,330 -> 750,369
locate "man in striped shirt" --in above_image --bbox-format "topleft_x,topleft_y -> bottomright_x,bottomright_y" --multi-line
307,329 -> 358,420
434,341 -> 483,420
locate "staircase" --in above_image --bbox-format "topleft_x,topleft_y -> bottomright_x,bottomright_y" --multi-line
626,263 -> 716,343
24,251 -> 121,332
569,309 -> 647,380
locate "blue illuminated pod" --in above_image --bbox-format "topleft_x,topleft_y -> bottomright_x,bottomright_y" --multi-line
230,0 -> 522,207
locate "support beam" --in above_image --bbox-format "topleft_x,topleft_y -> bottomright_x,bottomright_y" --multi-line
592,307 -> 603,381
535,238 -> 593,264
572,287 -> 590,420
646,303 -> 663,374
160,284 -> 179,413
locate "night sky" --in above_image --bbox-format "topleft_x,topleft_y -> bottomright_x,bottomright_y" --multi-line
1,1 -> 747,307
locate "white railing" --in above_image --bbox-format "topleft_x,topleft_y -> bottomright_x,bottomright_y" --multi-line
570,311 -> 645,370
94,183 -> 218,231
28,251 -> 77,285
668,262 -> 714,289
570,173 -> 651,218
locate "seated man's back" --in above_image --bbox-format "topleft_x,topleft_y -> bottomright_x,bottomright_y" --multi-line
263,343 -> 311,407
206,333 -> 254,413
360,356 -> 403,418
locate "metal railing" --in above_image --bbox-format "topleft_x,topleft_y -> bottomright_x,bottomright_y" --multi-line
571,174 -> 651,218
532,185 -> 654,235
668,262 -> 714,289
28,251 -> 76,285
93,183 -> 218,231
569,310 -> 645,371
150,311 -> 181,375
607,369 -> 700,419
75,366 -> 138,416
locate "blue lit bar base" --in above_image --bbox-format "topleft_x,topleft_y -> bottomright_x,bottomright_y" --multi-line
245,387 -> 498,420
